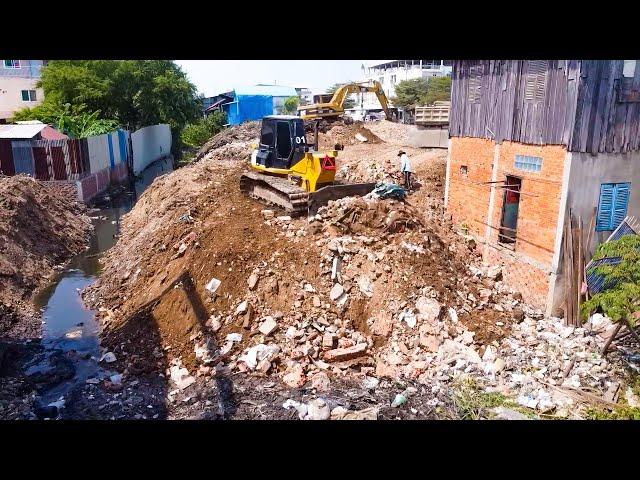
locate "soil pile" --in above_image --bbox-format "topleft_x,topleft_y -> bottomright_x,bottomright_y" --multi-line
0,176 -> 92,339
195,121 -> 260,161
318,122 -> 381,149
366,120 -> 415,146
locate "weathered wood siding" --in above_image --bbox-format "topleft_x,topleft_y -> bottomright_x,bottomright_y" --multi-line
450,60 -> 581,147
570,60 -> 640,154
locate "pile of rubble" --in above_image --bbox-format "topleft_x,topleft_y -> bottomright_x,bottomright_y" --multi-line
318,123 -> 381,149
195,121 -> 260,161
366,120 -> 415,146
85,118 -> 638,420
0,175 -> 92,338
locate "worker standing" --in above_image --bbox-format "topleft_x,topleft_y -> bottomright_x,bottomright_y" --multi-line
398,150 -> 413,190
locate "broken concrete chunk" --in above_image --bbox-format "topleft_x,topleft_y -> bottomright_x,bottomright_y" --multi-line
235,300 -> 248,315
261,209 -> 275,220
259,316 -> 278,336
324,343 -> 367,362
313,296 -> 321,308
486,265 -> 503,281
492,407 -> 529,420
226,333 -> 243,343
415,297 -> 442,322
322,333 -> 338,349
248,273 -> 259,290
419,333 -> 442,353
282,362 -> 306,388
311,372 -> 331,392
306,398 -> 331,420
371,314 -> 393,337
205,278 -> 221,294
357,276 -> 374,297
330,283 -> 344,301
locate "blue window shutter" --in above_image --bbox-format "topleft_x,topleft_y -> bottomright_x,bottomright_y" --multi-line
611,183 -> 631,229
596,184 -> 614,231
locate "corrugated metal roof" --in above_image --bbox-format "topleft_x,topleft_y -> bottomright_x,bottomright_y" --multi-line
235,85 -> 298,97
0,123 -> 47,139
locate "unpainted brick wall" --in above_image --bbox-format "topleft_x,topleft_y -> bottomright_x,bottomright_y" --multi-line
447,138 -> 568,311
485,246 -> 550,309
447,137 -> 494,237
489,142 -> 566,266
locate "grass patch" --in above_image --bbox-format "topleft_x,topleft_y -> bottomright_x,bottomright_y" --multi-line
585,405 -> 640,420
452,376 -> 536,420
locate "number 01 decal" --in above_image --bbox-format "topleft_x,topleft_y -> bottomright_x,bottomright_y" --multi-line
295,136 -> 306,144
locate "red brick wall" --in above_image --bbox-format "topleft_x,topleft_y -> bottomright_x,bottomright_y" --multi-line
447,138 -> 568,310
447,137 -> 495,237
489,142 -> 566,266
485,245 -> 550,309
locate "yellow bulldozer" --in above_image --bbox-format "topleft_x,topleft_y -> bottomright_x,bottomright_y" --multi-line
240,115 -> 375,215
297,80 -> 393,122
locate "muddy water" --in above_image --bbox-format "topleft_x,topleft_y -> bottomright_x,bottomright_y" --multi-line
26,158 -> 173,415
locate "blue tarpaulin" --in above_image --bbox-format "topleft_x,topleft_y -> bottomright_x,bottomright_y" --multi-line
223,95 -> 273,125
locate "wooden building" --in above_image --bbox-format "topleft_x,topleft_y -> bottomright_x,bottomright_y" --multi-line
445,60 -> 640,314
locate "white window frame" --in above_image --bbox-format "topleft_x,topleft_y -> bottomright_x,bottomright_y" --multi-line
21,89 -> 37,102
3,60 -> 21,69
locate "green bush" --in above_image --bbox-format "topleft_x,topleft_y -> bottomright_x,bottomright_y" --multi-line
181,111 -> 227,148
580,234 -> 640,324
282,96 -> 299,114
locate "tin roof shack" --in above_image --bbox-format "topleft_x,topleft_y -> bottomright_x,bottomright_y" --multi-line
223,85 -> 298,125
445,60 -> 640,315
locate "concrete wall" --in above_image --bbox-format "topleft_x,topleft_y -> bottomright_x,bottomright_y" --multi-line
406,128 -> 449,148
0,77 -> 44,120
131,124 -> 171,175
566,150 -> 640,256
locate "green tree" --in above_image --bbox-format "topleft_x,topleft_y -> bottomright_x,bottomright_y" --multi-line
12,60 -> 201,153
326,82 -> 356,109
12,102 -> 119,138
181,111 -> 227,148
391,76 -> 452,110
282,96 -> 299,115
581,234 -> 640,325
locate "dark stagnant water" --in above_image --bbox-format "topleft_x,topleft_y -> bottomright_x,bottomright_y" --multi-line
26,158 -> 173,412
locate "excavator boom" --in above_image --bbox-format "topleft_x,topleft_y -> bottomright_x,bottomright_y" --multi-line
298,81 -> 392,121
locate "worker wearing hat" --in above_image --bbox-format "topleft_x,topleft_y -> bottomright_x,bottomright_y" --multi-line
398,150 -> 413,191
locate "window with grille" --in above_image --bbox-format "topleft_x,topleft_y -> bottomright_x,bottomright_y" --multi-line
596,183 -> 631,231
514,155 -> 542,172
3,60 -> 20,69
524,60 -> 548,102
468,64 -> 483,104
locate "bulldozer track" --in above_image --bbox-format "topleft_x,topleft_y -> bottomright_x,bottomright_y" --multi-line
240,172 -> 309,216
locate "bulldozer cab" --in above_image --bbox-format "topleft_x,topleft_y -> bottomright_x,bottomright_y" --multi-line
256,116 -> 307,170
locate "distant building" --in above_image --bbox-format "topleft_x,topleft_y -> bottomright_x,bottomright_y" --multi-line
0,122 -> 67,141
356,60 -> 452,113
203,92 -> 234,116
295,87 -> 313,105
222,85 -> 299,125
0,60 -> 46,123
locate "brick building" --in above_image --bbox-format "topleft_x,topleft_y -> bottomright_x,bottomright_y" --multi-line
445,60 -> 640,315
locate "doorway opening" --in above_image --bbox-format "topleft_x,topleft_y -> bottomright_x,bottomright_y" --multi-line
499,175 -> 522,244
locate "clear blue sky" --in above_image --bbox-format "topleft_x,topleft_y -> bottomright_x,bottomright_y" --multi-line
175,60 -> 368,97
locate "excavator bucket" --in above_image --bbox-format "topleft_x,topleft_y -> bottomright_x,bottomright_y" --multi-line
308,182 -> 377,216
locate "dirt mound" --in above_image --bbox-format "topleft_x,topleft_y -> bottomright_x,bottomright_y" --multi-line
366,120 -> 415,146
319,122 -> 382,149
195,121 -> 260,161
0,176 -> 92,339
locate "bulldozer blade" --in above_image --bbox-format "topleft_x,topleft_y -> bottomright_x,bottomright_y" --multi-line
308,182 -> 376,216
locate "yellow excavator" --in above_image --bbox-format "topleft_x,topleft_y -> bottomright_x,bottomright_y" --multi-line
297,81 -> 393,121
240,115 -> 375,215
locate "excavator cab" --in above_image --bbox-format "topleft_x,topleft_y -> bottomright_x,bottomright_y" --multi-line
255,116 -> 307,170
